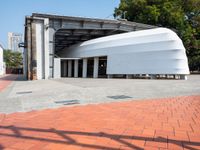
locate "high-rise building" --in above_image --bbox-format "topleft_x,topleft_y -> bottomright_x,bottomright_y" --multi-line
8,32 -> 23,52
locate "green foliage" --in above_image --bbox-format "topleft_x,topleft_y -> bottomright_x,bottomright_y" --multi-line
114,0 -> 200,71
189,55 -> 200,71
3,50 -> 23,68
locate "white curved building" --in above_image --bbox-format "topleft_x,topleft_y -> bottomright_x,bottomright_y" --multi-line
58,28 -> 189,79
24,14 -> 189,80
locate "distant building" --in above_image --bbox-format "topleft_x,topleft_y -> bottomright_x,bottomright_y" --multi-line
0,44 -> 5,75
8,32 -> 23,52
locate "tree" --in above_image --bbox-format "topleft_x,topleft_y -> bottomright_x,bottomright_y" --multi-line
114,0 -> 200,71
3,50 -> 23,68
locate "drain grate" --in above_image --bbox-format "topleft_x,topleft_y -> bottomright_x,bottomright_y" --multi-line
16,91 -> 32,95
107,95 -> 133,100
63,101 -> 80,105
54,100 -> 80,105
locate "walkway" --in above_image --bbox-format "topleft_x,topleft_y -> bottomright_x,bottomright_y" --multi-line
0,74 -> 18,92
0,95 -> 200,150
1,75 -> 200,113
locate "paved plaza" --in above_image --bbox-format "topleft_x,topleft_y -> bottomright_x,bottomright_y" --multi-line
0,75 -> 200,113
0,75 -> 200,149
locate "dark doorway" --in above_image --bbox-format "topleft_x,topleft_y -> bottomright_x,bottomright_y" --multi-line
61,60 -> 68,77
87,58 -> 94,78
71,60 -> 74,77
61,60 -> 64,77
61,60 -> 66,77
78,60 -> 83,77
98,56 -> 107,78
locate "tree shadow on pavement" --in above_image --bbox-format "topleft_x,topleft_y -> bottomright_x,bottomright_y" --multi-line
0,144 -> 4,150
0,125 -> 200,150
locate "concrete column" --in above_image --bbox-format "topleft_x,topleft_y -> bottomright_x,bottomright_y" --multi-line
23,48 -> 27,78
49,28 -> 55,78
68,60 -> 72,77
31,22 -> 37,80
93,57 -> 99,78
25,20 -> 32,80
63,61 -> 67,77
82,58 -> 87,78
27,20 -> 32,80
44,18 -> 50,79
74,60 -> 78,78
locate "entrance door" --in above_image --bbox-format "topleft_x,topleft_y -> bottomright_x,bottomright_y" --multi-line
87,58 -> 94,78
98,56 -> 107,78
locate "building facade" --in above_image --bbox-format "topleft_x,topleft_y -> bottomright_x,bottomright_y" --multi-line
0,44 -> 5,76
23,13 -> 189,80
58,28 -> 189,80
8,32 -> 23,52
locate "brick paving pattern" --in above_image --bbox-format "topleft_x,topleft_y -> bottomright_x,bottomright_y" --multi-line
0,95 -> 199,150
0,75 -> 18,92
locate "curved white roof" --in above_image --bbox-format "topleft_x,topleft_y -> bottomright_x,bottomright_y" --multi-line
60,28 -> 189,75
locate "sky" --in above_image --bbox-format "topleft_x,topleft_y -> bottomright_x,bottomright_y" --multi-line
0,0 -> 120,48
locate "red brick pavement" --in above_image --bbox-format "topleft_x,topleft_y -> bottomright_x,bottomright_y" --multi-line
0,96 -> 200,150
0,74 -> 18,92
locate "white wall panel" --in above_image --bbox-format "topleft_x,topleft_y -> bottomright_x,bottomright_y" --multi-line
54,58 -> 61,78
36,22 -> 44,79
59,28 -> 189,75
